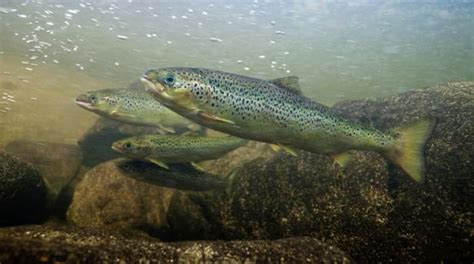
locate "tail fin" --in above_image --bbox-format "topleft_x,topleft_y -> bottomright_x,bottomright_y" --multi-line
385,119 -> 437,183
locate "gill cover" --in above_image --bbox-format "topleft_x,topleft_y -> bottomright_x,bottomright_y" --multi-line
144,69 -> 207,113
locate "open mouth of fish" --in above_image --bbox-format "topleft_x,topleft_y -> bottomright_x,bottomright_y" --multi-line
111,144 -> 122,153
141,76 -> 164,94
75,95 -> 93,109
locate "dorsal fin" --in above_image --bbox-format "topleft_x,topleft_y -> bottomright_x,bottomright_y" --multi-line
269,76 -> 301,94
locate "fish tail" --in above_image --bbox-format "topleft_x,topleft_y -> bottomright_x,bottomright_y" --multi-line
385,118 -> 437,183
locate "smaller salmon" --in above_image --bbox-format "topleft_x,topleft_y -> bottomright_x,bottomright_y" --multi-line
115,159 -> 230,192
75,88 -> 199,134
111,135 -> 248,170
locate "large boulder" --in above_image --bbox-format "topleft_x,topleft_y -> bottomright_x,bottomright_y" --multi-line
5,140 -> 82,200
0,152 -> 49,226
201,141 -> 276,177
201,82 -> 473,263
0,224 -> 353,263
330,81 -> 474,263
66,160 -> 210,240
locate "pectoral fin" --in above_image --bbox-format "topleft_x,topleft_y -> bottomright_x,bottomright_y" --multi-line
147,158 -> 169,169
156,129 -> 167,135
110,110 -> 136,118
187,124 -> 201,131
181,131 -> 193,136
190,162 -> 205,172
330,152 -> 354,167
270,144 -> 298,157
158,124 -> 176,134
199,111 -> 236,125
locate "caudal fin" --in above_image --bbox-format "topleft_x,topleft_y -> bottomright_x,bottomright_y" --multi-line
385,119 -> 437,183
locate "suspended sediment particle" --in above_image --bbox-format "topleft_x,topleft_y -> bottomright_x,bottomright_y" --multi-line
209,37 -> 223,42
116,35 -> 129,40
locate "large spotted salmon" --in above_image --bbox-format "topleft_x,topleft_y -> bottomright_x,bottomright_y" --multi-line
142,67 -> 436,183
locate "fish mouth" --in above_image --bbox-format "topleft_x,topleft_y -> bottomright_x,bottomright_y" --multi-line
75,99 -> 93,109
141,76 -> 164,94
75,94 -> 93,109
111,144 -> 123,154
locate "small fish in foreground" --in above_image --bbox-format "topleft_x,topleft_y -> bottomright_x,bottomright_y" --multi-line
111,134 -> 248,170
75,88 -> 199,133
115,159 -> 230,192
142,67 -> 437,183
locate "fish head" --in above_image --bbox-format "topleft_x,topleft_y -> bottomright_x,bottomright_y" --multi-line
111,138 -> 151,159
141,68 -> 209,115
75,90 -> 119,115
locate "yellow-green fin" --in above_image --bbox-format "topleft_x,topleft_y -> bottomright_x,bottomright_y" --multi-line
110,110 -> 136,118
385,118 -> 437,183
225,170 -> 238,195
225,170 -> 238,181
187,124 -> 201,131
199,111 -> 236,125
190,162 -> 205,172
158,124 -> 176,134
156,129 -> 167,135
148,158 -> 169,169
330,152 -> 354,167
181,131 -> 193,136
269,76 -> 301,95
270,144 -> 298,157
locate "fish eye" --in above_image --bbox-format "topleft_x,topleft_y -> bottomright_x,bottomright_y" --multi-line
124,142 -> 132,150
164,74 -> 175,85
89,95 -> 97,102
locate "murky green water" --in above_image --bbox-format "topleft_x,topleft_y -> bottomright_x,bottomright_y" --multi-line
0,2 -> 473,263
1,0 -> 473,144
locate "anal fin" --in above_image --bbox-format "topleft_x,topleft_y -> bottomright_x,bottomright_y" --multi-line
330,152 -> 354,167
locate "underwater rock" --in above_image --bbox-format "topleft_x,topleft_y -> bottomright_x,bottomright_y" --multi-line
204,81 -> 473,263
211,151 -> 394,244
201,141 -> 276,177
331,81 -> 474,262
0,224 -> 353,263
66,160 -> 209,240
0,152 -> 49,226
77,118 -> 159,167
5,140 -> 83,200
